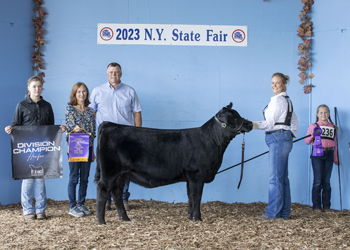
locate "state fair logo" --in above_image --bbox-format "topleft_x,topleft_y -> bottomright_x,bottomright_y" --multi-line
232,29 -> 246,43
100,27 -> 113,41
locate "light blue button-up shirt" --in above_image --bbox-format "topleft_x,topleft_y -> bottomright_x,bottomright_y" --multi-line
89,82 -> 142,127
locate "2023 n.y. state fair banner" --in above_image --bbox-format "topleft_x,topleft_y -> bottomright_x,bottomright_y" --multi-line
98,24 -> 247,47
11,125 -> 63,180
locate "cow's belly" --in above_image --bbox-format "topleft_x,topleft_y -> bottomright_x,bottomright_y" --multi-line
124,172 -> 187,188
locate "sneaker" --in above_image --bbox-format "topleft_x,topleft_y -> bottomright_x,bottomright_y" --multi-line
78,204 -> 92,215
24,214 -> 36,221
69,206 -> 85,217
255,215 -> 270,220
36,213 -> 46,220
324,208 -> 331,213
123,201 -> 131,211
313,208 -> 322,213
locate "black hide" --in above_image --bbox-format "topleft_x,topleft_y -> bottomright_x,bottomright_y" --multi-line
95,103 -> 252,224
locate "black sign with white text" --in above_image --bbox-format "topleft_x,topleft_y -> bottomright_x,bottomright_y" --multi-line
11,125 -> 63,180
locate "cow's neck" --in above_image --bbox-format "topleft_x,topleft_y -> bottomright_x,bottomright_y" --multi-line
204,118 -> 235,151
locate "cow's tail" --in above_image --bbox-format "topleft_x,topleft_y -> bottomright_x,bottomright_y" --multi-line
94,125 -> 104,185
94,163 -> 101,184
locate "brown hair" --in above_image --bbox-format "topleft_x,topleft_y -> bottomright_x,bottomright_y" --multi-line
316,104 -> 339,131
25,76 -> 43,98
68,82 -> 91,107
272,72 -> 290,85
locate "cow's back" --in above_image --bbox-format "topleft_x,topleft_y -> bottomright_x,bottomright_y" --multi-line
97,121 -> 225,187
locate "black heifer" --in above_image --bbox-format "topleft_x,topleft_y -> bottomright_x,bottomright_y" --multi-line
94,103 -> 252,225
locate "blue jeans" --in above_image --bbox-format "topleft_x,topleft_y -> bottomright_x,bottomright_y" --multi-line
68,147 -> 92,208
264,130 -> 293,219
310,149 -> 334,210
107,180 -> 130,203
21,178 -> 47,215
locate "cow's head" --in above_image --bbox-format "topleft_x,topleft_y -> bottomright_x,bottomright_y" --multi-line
215,103 -> 253,135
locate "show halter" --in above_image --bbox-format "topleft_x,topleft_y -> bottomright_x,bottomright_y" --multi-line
214,114 -> 246,189
214,115 -> 245,134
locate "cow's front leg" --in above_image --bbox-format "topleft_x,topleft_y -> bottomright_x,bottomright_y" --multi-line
96,181 -> 108,225
186,181 -> 193,220
111,177 -> 130,221
187,181 -> 204,221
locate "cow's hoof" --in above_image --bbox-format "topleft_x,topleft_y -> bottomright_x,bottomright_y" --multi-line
122,217 -> 131,222
194,218 -> 202,222
98,221 -> 106,225
188,215 -> 193,220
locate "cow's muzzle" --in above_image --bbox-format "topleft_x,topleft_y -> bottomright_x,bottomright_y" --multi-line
240,120 -> 253,133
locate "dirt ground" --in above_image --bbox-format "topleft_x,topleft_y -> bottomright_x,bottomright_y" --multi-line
0,199 -> 350,249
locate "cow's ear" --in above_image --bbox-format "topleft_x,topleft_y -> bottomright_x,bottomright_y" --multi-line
226,103 -> 233,109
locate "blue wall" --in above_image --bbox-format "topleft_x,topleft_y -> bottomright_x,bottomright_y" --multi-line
0,0 -> 35,205
312,1 -> 350,210
1,1 -> 349,211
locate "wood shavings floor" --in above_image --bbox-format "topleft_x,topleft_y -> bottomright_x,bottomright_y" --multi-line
1,199 -> 350,249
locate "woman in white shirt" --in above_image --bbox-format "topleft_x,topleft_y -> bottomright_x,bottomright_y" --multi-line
253,73 -> 298,220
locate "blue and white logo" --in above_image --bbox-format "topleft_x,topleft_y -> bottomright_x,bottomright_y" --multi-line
232,29 -> 246,43
100,27 -> 113,41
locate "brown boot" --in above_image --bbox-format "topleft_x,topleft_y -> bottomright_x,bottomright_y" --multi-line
36,213 -> 47,220
24,214 -> 36,221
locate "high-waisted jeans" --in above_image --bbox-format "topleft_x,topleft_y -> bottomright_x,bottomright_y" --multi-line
264,130 -> 293,219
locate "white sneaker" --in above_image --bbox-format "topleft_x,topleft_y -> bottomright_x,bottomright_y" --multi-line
78,204 -> 92,215
69,206 -> 85,217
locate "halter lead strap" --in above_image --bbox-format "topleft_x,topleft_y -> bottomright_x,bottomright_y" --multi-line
237,133 -> 245,189
214,115 -> 246,189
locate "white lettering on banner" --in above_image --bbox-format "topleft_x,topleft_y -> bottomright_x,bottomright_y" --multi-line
13,140 -> 61,154
98,24 -> 247,47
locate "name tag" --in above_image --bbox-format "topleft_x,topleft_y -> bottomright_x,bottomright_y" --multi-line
320,126 -> 335,140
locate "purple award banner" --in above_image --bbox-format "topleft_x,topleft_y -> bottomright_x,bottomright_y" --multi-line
11,125 -> 63,180
312,126 -> 324,157
68,133 -> 89,162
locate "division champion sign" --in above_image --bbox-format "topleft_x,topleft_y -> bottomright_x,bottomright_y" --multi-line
98,24 -> 247,47
11,125 -> 63,180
